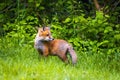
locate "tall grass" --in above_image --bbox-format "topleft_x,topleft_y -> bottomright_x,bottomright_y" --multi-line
0,38 -> 120,80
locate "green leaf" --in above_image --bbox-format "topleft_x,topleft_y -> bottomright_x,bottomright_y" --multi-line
64,17 -> 71,23
28,0 -> 34,2
104,27 -> 113,33
97,40 -> 109,47
36,3 -> 40,7
40,6 -> 45,10
114,34 -> 120,40
20,20 -> 27,24
96,11 -> 104,19
73,41 -> 80,47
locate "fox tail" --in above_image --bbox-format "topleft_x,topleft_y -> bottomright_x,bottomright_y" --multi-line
67,46 -> 77,64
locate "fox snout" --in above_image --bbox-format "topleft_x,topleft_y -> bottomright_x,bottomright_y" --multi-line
45,36 -> 54,41
49,37 -> 54,41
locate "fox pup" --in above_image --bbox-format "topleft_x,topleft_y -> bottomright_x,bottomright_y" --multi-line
34,27 -> 77,64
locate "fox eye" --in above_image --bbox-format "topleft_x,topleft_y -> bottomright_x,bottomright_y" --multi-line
46,33 -> 49,36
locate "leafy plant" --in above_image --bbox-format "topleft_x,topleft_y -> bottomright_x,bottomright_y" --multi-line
3,16 -> 38,45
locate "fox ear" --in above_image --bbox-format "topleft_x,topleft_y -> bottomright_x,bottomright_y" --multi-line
35,27 -> 39,30
43,27 -> 45,31
43,27 -> 50,31
35,25 -> 42,30
37,28 -> 43,33
46,26 -> 50,30
35,26 -> 43,32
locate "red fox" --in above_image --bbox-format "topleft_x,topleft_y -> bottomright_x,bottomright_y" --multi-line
34,27 -> 77,64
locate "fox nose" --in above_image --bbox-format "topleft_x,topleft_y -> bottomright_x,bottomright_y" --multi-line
49,36 -> 54,41
50,38 -> 54,41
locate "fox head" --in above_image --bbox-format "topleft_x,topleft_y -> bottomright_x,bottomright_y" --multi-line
36,27 -> 54,41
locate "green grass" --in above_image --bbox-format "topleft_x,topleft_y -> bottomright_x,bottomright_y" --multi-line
0,38 -> 120,80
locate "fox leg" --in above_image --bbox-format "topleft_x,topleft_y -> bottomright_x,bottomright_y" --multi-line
57,53 -> 69,63
37,48 -> 49,57
43,48 -> 49,57
37,49 -> 43,56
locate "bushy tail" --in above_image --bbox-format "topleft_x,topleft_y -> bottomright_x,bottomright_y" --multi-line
68,46 -> 77,64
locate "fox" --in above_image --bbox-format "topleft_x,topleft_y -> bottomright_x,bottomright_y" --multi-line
34,27 -> 77,64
